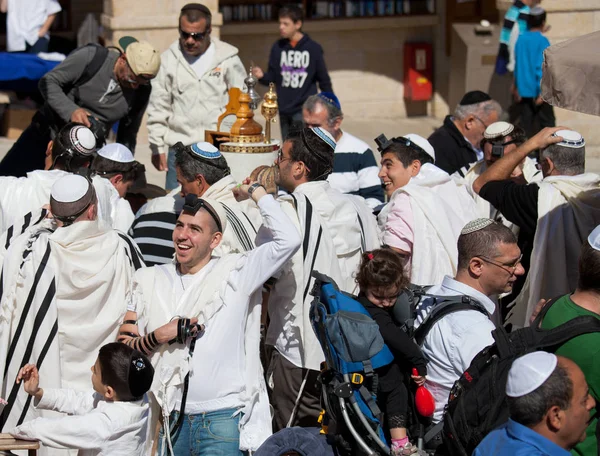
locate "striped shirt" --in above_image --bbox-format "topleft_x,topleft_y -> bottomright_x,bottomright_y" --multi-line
327,131 -> 384,209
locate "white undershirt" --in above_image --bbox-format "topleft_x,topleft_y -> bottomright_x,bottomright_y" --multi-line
164,260 -> 247,414
184,42 -> 216,79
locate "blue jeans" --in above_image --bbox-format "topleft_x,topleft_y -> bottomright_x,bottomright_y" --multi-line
166,146 -> 179,191
159,408 -> 244,456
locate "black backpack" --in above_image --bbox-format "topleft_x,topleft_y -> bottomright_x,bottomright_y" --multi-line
442,299 -> 600,456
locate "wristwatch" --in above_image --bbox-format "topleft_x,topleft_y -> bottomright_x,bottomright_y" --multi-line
247,182 -> 264,196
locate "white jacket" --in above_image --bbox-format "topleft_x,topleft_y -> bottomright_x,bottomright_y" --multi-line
147,38 -> 247,154
10,388 -> 149,456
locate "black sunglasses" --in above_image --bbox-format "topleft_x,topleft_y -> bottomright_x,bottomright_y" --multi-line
179,29 -> 209,41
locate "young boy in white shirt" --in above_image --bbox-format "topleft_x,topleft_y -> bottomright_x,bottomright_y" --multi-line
8,342 -> 153,456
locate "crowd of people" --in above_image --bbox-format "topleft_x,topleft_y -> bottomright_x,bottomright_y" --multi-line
0,1 -> 599,456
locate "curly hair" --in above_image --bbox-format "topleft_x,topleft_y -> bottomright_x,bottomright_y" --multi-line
355,248 -> 409,292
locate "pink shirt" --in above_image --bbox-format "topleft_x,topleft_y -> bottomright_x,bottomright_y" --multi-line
382,192 -> 414,253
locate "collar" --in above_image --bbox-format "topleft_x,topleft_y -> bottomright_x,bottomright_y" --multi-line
506,419 -> 571,455
439,276 -> 496,315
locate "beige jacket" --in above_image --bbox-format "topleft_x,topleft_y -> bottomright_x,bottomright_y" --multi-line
147,38 -> 246,155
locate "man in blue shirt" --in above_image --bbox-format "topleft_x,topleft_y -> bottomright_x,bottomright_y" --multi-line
514,6 -> 555,138
473,352 -> 595,456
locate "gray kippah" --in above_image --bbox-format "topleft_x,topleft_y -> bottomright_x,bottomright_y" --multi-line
461,218 -> 494,235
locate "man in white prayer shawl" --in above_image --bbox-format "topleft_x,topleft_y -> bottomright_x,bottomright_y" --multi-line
474,127 -> 600,328
90,143 -> 146,233
0,122 -> 130,238
0,174 -> 145,455
119,184 -> 301,455
267,126 -> 380,431
377,133 -> 480,286
130,141 -> 261,266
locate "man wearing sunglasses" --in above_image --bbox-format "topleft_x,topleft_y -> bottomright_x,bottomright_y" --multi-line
473,127 -> 600,328
147,3 -> 247,190
428,91 -> 502,176
0,36 -> 160,178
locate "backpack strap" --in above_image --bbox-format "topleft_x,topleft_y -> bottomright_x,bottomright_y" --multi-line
535,315 -> 600,349
74,44 -> 111,88
414,295 -> 491,346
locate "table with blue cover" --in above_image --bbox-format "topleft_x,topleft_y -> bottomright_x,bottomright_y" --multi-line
0,53 -> 60,93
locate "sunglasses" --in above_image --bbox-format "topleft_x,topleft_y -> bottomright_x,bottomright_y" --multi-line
179,29 -> 209,41
124,59 -> 152,85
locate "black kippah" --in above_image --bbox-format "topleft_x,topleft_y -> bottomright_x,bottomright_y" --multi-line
128,352 -> 154,399
181,3 -> 212,16
460,90 -> 492,106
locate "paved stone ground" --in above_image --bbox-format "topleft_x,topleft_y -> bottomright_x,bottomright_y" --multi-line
1,115 -> 599,188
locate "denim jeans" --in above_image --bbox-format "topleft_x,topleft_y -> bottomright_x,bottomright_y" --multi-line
159,408 -> 244,456
166,146 -> 179,191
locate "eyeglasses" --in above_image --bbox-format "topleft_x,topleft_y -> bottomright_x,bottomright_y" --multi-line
124,59 -> 152,86
476,254 -> 523,274
277,149 -> 291,164
179,29 -> 209,41
473,115 -> 489,129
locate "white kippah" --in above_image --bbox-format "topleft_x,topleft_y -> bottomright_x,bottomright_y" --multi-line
51,174 -> 90,203
554,130 -> 585,148
190,142 -> 221,159
97,143 -> 134,163
588,224 -> 600,251
530,6 -> 546,16
70,125 -> 96,155
484,121 -> 514,140
461,218 -> 494,235
506,351 -> 558,397
404,133 -> 436,161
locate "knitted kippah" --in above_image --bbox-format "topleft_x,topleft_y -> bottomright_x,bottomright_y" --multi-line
461,218 -> 494,235
317,92 -> 341,110
460,90 -> 492,106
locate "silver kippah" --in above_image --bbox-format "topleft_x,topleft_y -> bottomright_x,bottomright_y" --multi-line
461,218 -> 494,235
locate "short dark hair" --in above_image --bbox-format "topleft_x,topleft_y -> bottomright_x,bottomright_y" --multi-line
52,122 -> 94,171
285,128 -> 334,181
528,11 -> 547,29
507,362 -> 572,427
457,221 -> 517,270
356,248 -> 409,292
578,241 -> 600,292
542,143 -> 585,176
180,3 -> 212,28
279,4 -> 303,23
382,140 -> 433,168
91,155 -> 145,183
98,342 -> 154,402
174,144 -> 230,185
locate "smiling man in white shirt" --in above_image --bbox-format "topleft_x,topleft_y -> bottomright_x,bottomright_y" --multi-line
414,218 -> 525,448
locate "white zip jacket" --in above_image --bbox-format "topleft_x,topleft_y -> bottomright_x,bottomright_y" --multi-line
147,38 -> 247,155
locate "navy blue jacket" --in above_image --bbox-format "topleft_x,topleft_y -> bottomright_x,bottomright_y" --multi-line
259,34 -> 333,115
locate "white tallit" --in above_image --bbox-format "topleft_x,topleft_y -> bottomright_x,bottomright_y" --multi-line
0,170 -> 128,235
133,256 -> 271,451
454,157 -> 542,222
509,173 -> 600,327
0,219 -> 140,454
379,163 -> 480,286
91,176 -> 135,233
267,190 -> 342,371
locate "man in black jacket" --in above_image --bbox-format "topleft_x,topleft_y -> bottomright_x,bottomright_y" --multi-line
252,4 -> 333,140
0,36 -> 160,177
428,91 -> 502,176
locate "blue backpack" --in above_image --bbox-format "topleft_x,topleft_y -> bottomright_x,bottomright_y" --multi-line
310,272 -> 394,455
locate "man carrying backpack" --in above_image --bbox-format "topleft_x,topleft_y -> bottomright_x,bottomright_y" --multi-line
0,36 -> 160,178
538,225 -> 600,456
473,351 -> 595,455
414,218 -> 524,448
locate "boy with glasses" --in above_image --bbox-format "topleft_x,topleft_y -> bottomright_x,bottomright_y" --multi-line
147,2 -> 247,190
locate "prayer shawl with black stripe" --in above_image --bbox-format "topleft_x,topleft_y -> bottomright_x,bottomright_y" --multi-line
0,219 -> 144,453
266,188 -> 345,371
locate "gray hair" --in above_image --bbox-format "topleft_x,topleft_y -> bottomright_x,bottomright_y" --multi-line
454,100 -> 503,122
174,148 -> 230,185
457,221 -> 517,270
303,95 -> 343,128
507,363 -> 572,427
542,144 -> 585,175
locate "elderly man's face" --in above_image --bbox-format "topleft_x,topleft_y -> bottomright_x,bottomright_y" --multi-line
302,104 -> 341,139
